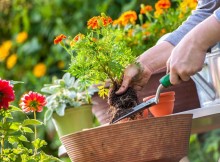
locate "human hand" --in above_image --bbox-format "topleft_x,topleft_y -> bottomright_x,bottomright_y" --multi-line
116,41 -> 174,95
167,15 -> 220,85
115,63 -> 152,95
166,36 -> 206,85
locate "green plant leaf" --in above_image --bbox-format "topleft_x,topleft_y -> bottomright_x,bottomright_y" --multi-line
9,105 -> 23,112
22,127 -> 34,133
9,122 -> 21,131
9,80 -> 24,85
18,135 -> 29,142
44,109 -> 53,123
8,136 -> 19,145
55,103 -> 65,116
32,138 -> 47,150
23,119 -> 42,126
38,151 -> 62,162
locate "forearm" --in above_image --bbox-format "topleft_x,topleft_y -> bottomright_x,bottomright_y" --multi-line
137,41 -> 174,72
189,15 -> 220,51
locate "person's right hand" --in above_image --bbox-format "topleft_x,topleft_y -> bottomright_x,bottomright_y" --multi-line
115,63 -> 152,95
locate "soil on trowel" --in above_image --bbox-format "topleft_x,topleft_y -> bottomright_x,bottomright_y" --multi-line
108,83 -> 143,123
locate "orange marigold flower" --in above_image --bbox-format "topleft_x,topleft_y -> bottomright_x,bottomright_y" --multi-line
120,10 -> 137,26
114,11 -> 137,26
140,5 -> 153,14
101,16 -> 113,26
155,0 -> 171,10
20,91 -> 46,113
54,34 -> 67,44
87,17 -> 99,29
87,16 -> 112,29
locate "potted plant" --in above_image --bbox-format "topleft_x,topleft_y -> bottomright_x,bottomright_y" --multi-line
41,72 -> 97,137
54,13 -> 146,123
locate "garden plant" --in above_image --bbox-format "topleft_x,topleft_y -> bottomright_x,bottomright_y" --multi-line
0,79 -> 61,162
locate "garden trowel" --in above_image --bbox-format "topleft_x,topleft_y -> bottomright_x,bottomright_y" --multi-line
111,74 -> 172,124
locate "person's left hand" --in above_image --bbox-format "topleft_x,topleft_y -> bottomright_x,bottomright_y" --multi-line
166,35 -> 207,85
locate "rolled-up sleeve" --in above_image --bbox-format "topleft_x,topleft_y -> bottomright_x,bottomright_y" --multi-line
214,7 -> 220,22
165,0 -> 220,46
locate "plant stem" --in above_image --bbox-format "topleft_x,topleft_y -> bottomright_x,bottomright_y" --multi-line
63,44 -> 72,56
92,44 -> 115,83
34,111 -> 37,155
0,117 -> 5,155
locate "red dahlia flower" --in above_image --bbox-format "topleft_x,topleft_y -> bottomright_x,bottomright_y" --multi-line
20,91 -> 46,113
0,79 -> 15,109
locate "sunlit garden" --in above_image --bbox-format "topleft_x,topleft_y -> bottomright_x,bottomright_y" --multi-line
0,0 -> 220,161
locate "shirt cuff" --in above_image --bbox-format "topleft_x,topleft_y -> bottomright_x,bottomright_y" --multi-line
214,8 -> 220,22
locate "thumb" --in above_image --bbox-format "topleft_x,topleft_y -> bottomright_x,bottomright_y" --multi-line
166,57 -> 171,74
115,75 -> 132,95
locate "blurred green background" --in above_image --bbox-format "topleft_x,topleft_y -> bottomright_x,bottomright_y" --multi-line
0,0 -> 219,161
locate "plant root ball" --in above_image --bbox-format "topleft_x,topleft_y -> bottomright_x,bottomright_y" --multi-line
108,84 -> 142,122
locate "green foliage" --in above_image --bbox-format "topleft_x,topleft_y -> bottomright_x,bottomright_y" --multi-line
41,73 -> 98,123
0,107 -> 61,162
67,17 -> 136,87
189,130 -> 220,162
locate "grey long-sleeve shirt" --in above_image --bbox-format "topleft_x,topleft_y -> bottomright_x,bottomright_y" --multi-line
165,0 -> 220,46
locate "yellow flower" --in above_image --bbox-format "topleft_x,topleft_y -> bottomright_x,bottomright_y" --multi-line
0,41 -> 12,61
16,32 -> 28,43
6,54 -> 17,69
2,41 -> 12,50
189,1 -> 197,9
33,63 -> 47,78
179,0 -> 197,14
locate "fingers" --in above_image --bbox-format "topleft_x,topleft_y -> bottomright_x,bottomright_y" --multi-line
169,70 -> 182,85
116,63 -> 152,94
166,57 -> 171,74
167,57 -> 190,85
169,66 -> 191,85
116,64 -> 141,95
115,75 -> 132,95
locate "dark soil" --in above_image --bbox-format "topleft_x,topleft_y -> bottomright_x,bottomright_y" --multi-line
108,83 -> 143,123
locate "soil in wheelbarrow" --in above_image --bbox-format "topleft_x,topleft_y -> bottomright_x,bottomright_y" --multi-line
108,83 -> 143,123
